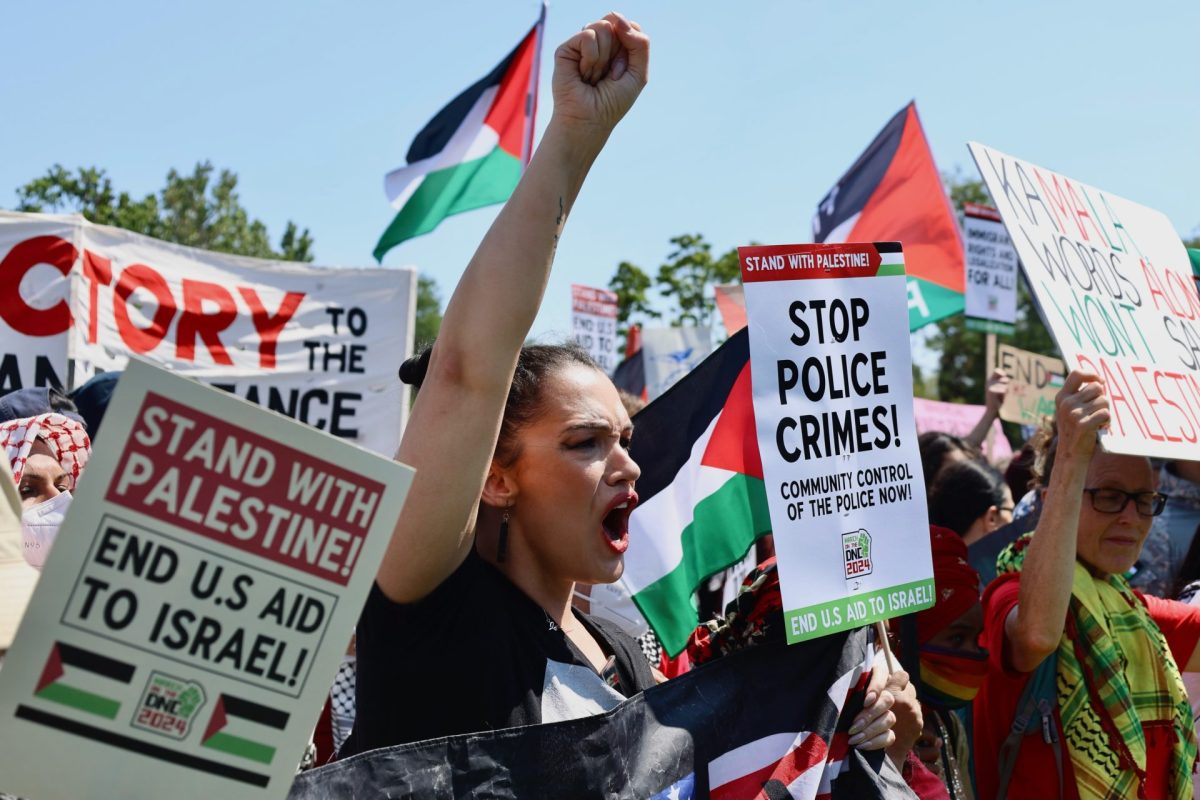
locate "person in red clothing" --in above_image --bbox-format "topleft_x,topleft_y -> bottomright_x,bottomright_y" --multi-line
973,370 -> 1200,800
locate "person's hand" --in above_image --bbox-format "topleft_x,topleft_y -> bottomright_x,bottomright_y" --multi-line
984,368 -> 1010,415
551,12 -> 649,140
883,673 -> 922,769
849,659 -> 907,751
1053,370 -> 1109,465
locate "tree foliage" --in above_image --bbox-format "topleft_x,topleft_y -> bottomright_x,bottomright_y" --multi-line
654,233 -> 741,328
414,275 -> 443,348
15,162 -> 314,262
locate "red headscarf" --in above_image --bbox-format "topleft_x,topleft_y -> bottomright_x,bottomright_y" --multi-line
916,525 -> 980,644
0,413 -> 91,488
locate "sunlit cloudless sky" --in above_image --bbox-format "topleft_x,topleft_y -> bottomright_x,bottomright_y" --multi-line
3,0 -> 1197,345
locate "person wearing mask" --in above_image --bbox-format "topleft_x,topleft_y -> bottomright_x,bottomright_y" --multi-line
0,413 -> 90,569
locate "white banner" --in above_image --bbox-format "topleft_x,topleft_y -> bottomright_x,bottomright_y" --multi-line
968,144 -> 1200,459
738,242 -> 932,644
963,203 -> 1017,331
0,359 -> 413,800
570,284 -> 619,374
0,212 -> 416,455
641,326 -> 712,400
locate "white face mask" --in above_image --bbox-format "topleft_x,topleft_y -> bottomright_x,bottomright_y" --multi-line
21,491 -> 72,571
573,580 -> 650,639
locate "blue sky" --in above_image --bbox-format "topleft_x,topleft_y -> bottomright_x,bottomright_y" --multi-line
3,0 -> 1197,344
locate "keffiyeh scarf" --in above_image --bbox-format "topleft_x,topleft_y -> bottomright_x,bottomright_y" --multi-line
997,534 -> 1196,800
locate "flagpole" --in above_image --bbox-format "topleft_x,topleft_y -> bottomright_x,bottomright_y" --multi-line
873,620 -> 897,673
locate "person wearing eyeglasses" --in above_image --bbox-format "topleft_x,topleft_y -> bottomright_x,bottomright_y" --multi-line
972,370 -> 1200,800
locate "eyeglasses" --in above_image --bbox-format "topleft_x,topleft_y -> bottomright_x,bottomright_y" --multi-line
1082,488 -> 1169,517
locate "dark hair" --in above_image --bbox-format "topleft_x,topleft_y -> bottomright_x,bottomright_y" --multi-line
918,431 -> 981,491
1173,522 -> 1200,599
400,341 -> 599,466
1004,441 -> 1038,501
927,459 -> 1007,538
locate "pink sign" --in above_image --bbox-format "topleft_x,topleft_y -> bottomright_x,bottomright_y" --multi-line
912,397 -> 1013,462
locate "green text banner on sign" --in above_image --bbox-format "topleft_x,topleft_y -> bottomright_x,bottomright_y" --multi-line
969,143 -> 1200,459
738,242 -> 933,643
0,359 -> 414,800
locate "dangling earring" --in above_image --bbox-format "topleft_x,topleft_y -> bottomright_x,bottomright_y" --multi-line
498,509 -> 510,563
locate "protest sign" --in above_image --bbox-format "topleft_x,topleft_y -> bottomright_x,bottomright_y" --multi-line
641,325 -> 712,400
0,359 -> 413,800
570,284 -> 619,373
995,343 -> 1064,425
0,211 -> 417,455
0,214 -> 75,391
963,203 -> 1017,334
968,144 -> 1200,459
738,242 -> 932,643
0,456 -> 37,651
911,397 -> 1014,462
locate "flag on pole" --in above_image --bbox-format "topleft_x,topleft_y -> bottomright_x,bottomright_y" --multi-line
812,102 -> 964,331
622,328 -> 772,656
373,6 -> 546,262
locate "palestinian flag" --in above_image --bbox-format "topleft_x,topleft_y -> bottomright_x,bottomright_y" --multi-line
612,323 -> 647,401
1188,247 -> 1200,279
373,6 -> 545,261
623,328 -> 771,656
201,693 -> 290,765
812,102 -> 964,331
34,641 -> 135,720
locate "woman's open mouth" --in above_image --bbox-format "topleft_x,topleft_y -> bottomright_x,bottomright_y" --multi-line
601,493 -> 638,554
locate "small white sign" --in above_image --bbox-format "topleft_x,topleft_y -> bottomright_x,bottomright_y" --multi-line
571,284 -> 619,374
963,203 -> 1018,332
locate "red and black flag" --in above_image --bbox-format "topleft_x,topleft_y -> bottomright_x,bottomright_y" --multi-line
813,102 -> 964,330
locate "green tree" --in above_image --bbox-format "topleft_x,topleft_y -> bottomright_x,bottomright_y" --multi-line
414,275 -> 443,348
608,260 -> 659,352
15,162 -> 313,262
654,233 -> 741,327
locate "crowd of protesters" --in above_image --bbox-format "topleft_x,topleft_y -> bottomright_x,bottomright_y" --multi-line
5,11 -> 1200,800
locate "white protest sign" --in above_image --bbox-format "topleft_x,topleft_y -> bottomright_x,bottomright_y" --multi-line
968,144 -> 1200,459
963,203 -> 1018,334
995,343 -> 1065,425
641,326 -> 713,400
738,242 -> 932,644
0,214 -> 75,390
0,211 -> 416,455
0,359 -> 413,800
571,284 -> 619,373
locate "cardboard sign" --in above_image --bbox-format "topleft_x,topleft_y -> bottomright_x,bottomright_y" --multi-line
571,284 -> 619,374
995,343 -> 1065,425
0,211 -> 417,455
641,326 -> 713,400
968,144 -> 1200,459
963,203 -> 1018,334
0,359 -> 413,800
738,242 -> 932,644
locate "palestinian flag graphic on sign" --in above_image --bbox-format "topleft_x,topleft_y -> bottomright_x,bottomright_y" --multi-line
374,5 -> 545,261
34,641 -> 135,720
622,328 -> 772,656
812,102 -> 965,330
201,693 -> 290,765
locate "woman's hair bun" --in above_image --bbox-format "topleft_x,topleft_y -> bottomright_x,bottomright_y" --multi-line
399,346 -> 432,388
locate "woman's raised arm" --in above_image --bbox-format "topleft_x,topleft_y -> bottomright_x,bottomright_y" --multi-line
376,13 -> 650,603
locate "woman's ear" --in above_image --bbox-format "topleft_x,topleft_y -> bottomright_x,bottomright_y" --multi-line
480,462 -> 518,510
985,504 -> 1001,531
